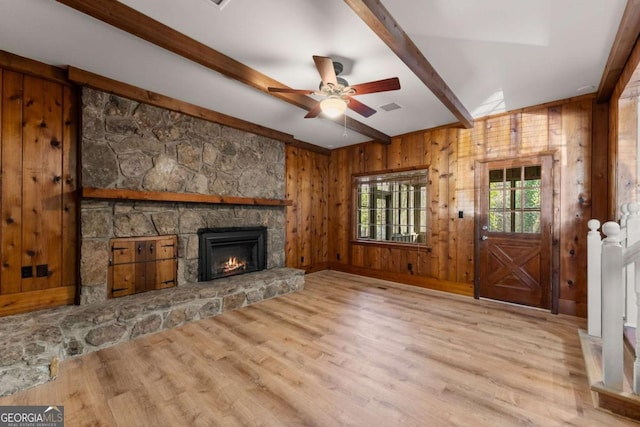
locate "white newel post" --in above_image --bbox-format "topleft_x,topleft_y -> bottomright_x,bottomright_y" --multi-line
588,219 -> 602,337
601,221 -> 624,390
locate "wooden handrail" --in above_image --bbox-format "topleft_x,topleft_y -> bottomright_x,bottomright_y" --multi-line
82,187 -> 292,207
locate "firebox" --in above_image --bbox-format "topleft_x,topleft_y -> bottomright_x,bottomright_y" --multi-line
198,227 -> 267,281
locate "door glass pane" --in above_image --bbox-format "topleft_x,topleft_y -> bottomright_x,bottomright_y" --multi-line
524,212 -> 541,233
490,188 -> 504,209
512,189 -> 522,209
524,189 -> 540,209
486,164 -> 542,234
489,212 -> 504,232
512,211 -> 522,233
505,167 -> 521,183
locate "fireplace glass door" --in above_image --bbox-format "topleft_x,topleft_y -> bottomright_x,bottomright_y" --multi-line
198,227 -> 267,281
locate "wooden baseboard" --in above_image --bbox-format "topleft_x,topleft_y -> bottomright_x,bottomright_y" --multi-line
326,262 -> 474,297
592,381 -> 640,421
0,286 -> 76,317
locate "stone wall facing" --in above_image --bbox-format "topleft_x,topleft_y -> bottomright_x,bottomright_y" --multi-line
0,268 -> 304,396
80,88 -> 287,303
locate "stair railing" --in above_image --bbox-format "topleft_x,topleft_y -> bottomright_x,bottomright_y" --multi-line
592,202 -> 640,392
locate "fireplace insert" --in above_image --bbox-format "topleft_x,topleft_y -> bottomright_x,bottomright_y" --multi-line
198,226 -> 267,281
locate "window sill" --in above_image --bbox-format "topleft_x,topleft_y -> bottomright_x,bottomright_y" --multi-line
351,240 -> 431,252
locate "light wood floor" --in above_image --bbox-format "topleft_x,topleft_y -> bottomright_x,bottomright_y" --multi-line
1,270 -> 638,426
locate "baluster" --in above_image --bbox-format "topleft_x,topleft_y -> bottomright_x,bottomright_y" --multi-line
601,221 -> 624,391
621,203 -> 630,226
588,219 -> 602,337
635,257 -> 640,393
622,204 -> 630,324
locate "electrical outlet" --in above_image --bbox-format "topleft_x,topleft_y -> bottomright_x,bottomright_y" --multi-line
407,263 -> 413,271
336,253 -> 341,261
300,256 -> 305,264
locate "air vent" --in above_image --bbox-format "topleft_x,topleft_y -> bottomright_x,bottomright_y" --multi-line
379,102 -> 402,112
204,0 -> 231,10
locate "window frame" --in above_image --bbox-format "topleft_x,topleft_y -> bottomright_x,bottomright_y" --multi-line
352,167 -> 429,247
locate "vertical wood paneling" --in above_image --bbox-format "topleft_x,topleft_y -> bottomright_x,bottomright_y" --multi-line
62,85 -> 78,288
40,78 -> 63,290
386,138 -> 402,169
364,141 -> 385,171
285,146 -> 298,268
591,101 -> 609,223
313,151 -> 328,265
456,128 -> 474,283
435,129 -> 450,280
520,108 -> 549,155
616,98 -> 638,206
329,147 -> 350,265
446,129 -> 458,282
285,145 -> 330,270
1,71 -> 23,294
298,150 -> 312,267
548,106 -> 563,313
550,101 -> 592,316
291,96 -> 601,315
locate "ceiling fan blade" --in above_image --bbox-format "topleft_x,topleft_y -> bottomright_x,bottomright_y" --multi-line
313,56 -> 338,86
304,103 -> 323,119
349,77 -> 401,95
347,97 -> 376,118
268,87 -> 315,94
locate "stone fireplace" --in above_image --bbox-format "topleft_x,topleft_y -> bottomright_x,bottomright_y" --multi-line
80,87 -> 287,303
0,83 -> 303,398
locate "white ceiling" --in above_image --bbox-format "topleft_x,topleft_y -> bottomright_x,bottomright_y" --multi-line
0,0 -> 627,149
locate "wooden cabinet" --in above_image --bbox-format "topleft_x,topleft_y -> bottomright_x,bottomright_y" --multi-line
108,235 -> 177,298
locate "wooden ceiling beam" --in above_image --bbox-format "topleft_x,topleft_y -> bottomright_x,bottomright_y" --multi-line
597,0 -> 640,102
344,0 -> 474,129
55,0 -> 391,144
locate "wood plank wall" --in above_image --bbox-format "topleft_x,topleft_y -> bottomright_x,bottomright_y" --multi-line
285,95 -> 610,316
0,66 -> 77,316
285,146 -> 329,272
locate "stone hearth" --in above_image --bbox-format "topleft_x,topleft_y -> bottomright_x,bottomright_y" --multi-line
0,268 -> 304,396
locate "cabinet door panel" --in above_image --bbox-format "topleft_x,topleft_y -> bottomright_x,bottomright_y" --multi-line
110,263 -> 135,297
155,237 -> 176,260
154,259 -> 177,290
112,241 -> 135,264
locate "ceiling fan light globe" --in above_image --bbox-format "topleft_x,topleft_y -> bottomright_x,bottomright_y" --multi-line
320,97 -> 347,118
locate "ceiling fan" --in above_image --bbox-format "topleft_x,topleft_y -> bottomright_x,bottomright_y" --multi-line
267,55 -> 401,119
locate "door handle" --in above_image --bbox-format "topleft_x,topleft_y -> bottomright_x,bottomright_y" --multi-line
481,235 -> 489,241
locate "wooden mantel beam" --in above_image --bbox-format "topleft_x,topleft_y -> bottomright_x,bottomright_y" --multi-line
597,0 -> 640,102
344,0 -> 474,129
55,0 -> 392,144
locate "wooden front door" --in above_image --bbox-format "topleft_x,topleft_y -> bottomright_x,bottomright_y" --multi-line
476,156 -> 553,309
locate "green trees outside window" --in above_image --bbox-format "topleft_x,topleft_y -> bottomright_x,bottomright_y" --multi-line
488,165 -> 542,233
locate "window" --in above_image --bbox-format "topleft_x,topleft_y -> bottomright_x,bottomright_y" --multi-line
488,165 -> 541,233
354,169 -> 428,244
